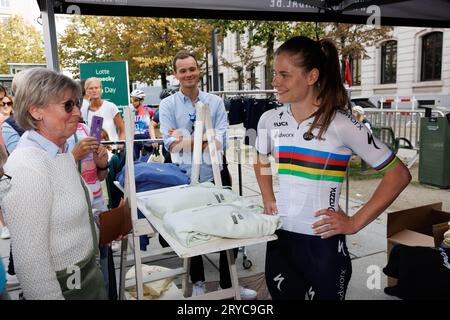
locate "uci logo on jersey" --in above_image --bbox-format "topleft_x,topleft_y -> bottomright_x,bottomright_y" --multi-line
273,121 -> 288,127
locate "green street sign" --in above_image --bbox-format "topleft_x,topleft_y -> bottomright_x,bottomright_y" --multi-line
80,61 -> 130,114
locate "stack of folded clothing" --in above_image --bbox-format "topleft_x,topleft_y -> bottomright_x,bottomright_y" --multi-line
163,199 -> 282,247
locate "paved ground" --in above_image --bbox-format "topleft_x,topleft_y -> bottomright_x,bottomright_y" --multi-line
1,146 -> 448,300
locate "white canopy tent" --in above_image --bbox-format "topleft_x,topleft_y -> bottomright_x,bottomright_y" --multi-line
38,0 -> 450,71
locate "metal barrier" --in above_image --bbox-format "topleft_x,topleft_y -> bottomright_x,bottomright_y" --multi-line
364,108 -> 445,149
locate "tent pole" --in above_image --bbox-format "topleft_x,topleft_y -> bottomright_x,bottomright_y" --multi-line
41,0 -> 60,71
211,28 -> 219,92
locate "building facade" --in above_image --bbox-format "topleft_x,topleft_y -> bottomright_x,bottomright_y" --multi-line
205,27 -> 450,110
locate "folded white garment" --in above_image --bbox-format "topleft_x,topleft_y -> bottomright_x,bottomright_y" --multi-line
163,200 -> 282,247
125,265 -> 175,300
143,182 -> 240,218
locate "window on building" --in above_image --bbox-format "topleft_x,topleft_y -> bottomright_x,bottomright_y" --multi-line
236,32 -> 241,51
208,76 -> 212,91
0,0 -> 10,9
250,67 -> 256,90
421,32 -> 443,81
248,28 -> 254,42
264,65 -> 271,90
350,56 -> 361,86
237,68 -> 243,90
381,40 -> 397,84
219,73 -> 224,91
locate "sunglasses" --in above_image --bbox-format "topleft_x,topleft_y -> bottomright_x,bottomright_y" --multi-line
0,101 -> 12,107
63,98 -> 83,113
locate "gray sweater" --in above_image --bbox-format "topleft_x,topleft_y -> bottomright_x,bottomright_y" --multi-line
3,147 -> 95,300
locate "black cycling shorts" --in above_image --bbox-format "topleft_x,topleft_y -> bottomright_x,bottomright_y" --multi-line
265,229 -> 352,300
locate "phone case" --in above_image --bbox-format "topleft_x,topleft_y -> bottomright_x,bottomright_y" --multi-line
90,115 -> 103,142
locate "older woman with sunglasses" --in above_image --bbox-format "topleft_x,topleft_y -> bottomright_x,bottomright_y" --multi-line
2,68 -> 107,300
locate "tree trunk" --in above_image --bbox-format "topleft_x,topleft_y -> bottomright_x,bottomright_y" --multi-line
160,72 -> 167,89
265,29 -> 275,90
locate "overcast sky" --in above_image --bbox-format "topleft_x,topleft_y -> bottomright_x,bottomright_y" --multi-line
9,0 -> 70,34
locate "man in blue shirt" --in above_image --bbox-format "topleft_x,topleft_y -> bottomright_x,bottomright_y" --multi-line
159,50 -> 256,300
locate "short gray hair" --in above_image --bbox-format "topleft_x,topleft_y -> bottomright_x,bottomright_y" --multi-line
14,68 -> 81,130
84,77 -> 102,91
12,68 -> 34,94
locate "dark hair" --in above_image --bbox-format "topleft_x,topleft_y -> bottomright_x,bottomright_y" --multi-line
0,85 -> 6,95
79,79 -> 86,97
172,50 -> 198,72
275,36 -> 349,139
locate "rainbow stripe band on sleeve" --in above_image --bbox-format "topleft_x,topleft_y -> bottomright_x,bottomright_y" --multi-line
274,146 -> 351,183
373,152 -> 398,173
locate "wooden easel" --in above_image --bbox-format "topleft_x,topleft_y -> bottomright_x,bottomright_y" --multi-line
118,102 -> 227,300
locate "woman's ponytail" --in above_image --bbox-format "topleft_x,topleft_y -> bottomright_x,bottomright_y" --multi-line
309,39 -> 349,139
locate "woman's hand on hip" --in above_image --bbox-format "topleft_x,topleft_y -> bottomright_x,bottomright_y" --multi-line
312,209 -> 358,239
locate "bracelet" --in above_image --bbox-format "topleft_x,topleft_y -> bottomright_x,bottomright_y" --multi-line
96,164 -> 109,171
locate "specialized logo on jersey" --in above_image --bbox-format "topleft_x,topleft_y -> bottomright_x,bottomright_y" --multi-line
275,146 -> 350,183
275,132 -> 294,138
372,152 -> 398,173
278,111 -> 284,119
367,132 -> 380,149
338,109 -> 364,130
308,286 -> 315,300
329,187 -> 337,211
338,240 -> 347,257
273,273 -> 285,291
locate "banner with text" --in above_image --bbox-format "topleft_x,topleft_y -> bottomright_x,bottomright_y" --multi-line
80,61 -> 130,114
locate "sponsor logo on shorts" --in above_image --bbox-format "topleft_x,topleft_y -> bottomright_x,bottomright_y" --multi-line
438,248 -> 450,270
338,240 -> 347,257
273,273 -> 285,291
308,286 -> 315,300
337,269 -> 347,300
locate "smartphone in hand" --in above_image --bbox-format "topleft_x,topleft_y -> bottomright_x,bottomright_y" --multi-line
90,115 -> 103,143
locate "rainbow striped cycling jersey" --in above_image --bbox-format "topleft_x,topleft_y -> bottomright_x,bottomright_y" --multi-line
256,105 -> 397,235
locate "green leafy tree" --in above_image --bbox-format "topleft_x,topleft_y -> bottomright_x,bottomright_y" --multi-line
221,45 -> 261,89
213,20 -> 322,89
325,23 -> 393,79
0,15 -> 45,74
59,16 -> 213,88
